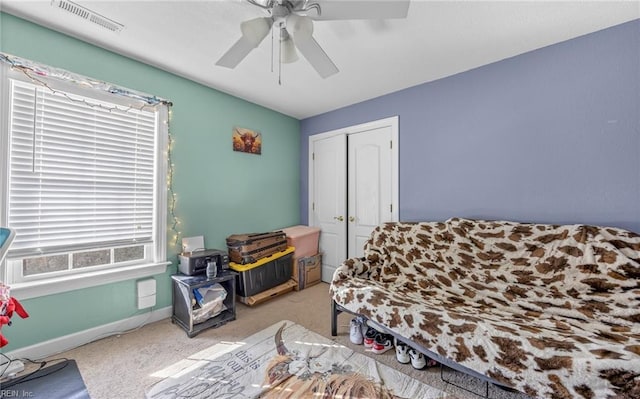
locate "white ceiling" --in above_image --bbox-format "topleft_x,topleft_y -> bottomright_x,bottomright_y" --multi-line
2,1 -> 639,119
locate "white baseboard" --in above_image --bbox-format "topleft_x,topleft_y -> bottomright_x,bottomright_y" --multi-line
5,306 -> 172,361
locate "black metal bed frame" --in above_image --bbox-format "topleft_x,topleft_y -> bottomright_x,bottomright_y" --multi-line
331,299 -> 523,399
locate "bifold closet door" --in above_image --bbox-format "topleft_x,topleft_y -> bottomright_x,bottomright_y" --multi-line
309,116 -> 398,283
310,134 -> 347,282
347,126 -> 393,259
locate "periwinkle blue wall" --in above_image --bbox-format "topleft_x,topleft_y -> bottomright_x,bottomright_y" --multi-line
301,19 -> 640,233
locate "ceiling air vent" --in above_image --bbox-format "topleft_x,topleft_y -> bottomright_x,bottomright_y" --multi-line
54,0 -> 124,33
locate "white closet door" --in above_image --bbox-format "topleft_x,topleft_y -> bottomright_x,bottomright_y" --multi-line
310,134 -> 347,282
309,116 -> 398,282
348,126 -> 393,258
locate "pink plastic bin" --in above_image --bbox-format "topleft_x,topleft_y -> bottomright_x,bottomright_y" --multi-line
281,225 -> 321,258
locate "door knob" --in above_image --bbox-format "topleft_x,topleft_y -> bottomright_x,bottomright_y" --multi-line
349,216 -> 355,222
334,216 -> 344,222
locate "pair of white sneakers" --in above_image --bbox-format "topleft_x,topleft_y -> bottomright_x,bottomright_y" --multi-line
349,316 -> 368,345
395,338 -> 428,369
349,317 -> 394,354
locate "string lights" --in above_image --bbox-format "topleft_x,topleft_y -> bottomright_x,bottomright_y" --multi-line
1,52 -> 182,252
166,107 -> 182,249
17,67 -> 153,113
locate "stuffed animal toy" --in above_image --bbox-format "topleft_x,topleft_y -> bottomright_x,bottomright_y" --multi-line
0,283 -> 28,348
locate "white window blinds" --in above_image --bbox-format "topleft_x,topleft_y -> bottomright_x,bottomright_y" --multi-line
8,79 -> 158,258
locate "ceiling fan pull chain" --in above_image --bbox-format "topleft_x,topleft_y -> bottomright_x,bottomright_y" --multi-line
270,24 -> 274,73
278,23 -> 282,85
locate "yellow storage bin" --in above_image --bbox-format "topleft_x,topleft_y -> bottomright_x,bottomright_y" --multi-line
229,246 -> 294,297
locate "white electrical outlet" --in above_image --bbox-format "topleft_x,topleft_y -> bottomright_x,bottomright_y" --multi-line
137,278 -> 156,309
137,294 -> 156,309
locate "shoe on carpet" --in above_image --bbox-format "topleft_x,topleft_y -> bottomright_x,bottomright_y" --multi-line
349,318 -> 364,345
371,333 -> 394,354
358,316 -> 368,337
394,338 -> 410,364
426,357 -> 439,367
363,327 -> 378,348
409,349 -> 427,369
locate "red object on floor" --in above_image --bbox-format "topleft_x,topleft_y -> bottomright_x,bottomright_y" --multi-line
0,296 -> 29,347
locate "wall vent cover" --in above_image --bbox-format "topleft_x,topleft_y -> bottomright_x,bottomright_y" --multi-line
54,0 -> 124,33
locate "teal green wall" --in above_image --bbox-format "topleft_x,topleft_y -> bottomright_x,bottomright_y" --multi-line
0,13 -> 300,351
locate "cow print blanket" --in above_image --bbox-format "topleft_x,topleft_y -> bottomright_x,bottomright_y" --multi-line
330,218 -> 640,398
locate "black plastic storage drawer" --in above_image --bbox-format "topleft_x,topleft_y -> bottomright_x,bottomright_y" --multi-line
229,247 -> 294,297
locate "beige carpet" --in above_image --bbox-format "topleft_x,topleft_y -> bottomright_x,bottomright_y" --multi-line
41,282 -> 529,399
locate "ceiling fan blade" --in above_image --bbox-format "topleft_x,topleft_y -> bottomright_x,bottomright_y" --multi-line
216,17 -> 273,68
308,0 -> 410,21
294,35 -> 339,78
216,36 -> 257,68
287,14 -> 338,78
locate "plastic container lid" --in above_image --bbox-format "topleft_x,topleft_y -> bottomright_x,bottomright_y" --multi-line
229,246 -> 295,272
281,225 -> 321,238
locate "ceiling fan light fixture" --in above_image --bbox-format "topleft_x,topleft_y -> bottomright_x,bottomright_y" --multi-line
281,35 -> 298,64
286,13 -> 313,39
220,0 -> 410,79
240,17 -> 273,46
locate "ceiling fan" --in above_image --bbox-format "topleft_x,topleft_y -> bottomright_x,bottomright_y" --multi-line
216,0 -> 410,79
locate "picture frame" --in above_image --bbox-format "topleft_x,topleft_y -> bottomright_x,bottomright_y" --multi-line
233,127 -> 262,155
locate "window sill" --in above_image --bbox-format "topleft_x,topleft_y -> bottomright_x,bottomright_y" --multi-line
8,261 -> 171,300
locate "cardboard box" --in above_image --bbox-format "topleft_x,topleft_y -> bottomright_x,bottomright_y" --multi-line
238,279 -> 297,306
302,254 -> 321,288
293,253 -> 322,290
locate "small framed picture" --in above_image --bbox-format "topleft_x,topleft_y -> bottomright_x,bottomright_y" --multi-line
233,127 -> 262,155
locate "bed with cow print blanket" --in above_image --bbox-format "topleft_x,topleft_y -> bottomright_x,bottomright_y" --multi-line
330,218 -> 640,398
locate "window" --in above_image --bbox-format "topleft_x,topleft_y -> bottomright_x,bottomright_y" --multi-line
1,67 -> 168,295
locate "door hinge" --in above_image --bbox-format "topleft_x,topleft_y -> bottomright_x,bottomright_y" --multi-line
390,140 -> 393,149
312,152 -> 315,161
312,202 -> 315,211
390,204 -> 393,213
